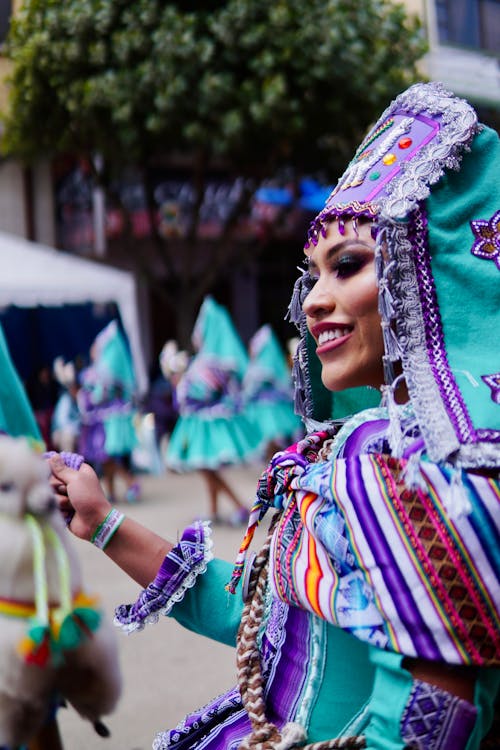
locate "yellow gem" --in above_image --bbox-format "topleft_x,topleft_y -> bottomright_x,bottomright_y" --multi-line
382,153 -> 397,166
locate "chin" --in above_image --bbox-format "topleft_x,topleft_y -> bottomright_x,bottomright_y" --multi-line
321,367 -> 384,393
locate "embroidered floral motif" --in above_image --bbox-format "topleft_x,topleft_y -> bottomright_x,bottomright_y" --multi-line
470,210 -> 500,270
482,373 -> 500,404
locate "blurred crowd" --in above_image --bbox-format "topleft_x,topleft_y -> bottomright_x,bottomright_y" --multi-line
24,298 -> 303,519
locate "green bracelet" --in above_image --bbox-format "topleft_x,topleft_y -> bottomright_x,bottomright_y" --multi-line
91,509 -> 125,550
90,510 -> 113,544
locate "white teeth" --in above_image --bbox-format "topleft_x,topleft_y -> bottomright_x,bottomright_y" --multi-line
318,328 -> 350,346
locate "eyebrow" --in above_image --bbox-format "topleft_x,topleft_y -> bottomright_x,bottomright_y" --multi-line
306,238 -> 373,271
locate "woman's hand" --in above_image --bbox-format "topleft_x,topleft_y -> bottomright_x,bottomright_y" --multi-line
48,453 -> 112,541
48,452 -> 174,587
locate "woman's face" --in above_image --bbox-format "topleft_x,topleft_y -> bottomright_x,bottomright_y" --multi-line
303,219 -> 384,392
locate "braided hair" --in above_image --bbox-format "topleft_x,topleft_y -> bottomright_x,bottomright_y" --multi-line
235,515 -> 366,750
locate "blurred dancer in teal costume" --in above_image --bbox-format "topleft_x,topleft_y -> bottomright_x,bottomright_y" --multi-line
78,320 -> 140,503
166,296 -> 261,524
243,324 -> 303,459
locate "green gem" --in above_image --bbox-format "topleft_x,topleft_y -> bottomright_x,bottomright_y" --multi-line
369,172 -> 380,181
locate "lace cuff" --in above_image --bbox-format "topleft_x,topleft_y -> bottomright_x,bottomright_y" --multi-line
114,521 -> 213,633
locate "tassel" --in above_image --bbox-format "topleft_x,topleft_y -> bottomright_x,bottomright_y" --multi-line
381,320 -> 400,360
292,339 -> 308,416
57,607 -> 102,651
378,277 -> 394,319
402,452 -> 427,492
17,620 -> 52,667
383,355 -> 395,386
43,526 -> 102,652
287,271 -> 307,325
18,515 -> 55,666
275,722 -> 307,750
443,468 -> 472,520
382,383 -> 404,458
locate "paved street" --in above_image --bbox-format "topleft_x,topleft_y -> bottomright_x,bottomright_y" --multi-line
57,461 -> 268,750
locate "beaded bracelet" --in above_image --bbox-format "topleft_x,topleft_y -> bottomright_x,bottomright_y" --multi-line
91,509 -> 125,551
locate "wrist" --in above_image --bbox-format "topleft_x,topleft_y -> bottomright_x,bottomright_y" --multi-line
91,508 -> 125,550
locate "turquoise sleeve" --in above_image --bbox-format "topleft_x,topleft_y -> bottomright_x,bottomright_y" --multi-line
169,558 -> 245,647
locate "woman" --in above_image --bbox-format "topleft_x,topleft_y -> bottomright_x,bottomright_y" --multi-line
49,82 -> 499,749
165,296 -> 261,525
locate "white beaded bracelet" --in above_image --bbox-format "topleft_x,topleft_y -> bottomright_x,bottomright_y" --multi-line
91,509 -> 125,550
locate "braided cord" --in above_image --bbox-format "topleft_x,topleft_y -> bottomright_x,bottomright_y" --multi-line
235,513 -> 366,750
25,514 -> 49,625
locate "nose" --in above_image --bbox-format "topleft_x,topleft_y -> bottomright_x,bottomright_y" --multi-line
302,277 -> 335,319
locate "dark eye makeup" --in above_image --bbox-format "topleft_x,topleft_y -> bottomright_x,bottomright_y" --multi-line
332,252 -> 368,278
306,248 -> 372,282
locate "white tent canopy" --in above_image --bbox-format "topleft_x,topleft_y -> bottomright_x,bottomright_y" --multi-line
0,231 -> 148,395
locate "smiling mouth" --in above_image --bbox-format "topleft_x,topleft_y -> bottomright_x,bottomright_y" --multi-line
317,328 -> 351,346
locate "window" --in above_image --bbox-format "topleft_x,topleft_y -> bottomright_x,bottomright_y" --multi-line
0,0 -> 11,45
435,0 -> 500,54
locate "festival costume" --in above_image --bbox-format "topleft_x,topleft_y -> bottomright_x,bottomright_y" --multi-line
115,83 -> 499,749
166,297 -> 262,472
243,325 -> 303,450
78,321 -> 138,467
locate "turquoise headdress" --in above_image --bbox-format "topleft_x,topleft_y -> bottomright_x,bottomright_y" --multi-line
289,82 -> 500,469
0,322 -> 41,444
91,320 -> 136,395
248,324 -> 292,391
192,296 -> 248,379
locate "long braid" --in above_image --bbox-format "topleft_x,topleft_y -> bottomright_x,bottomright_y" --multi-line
236,514 -> 282,749
236,514 -> 366,750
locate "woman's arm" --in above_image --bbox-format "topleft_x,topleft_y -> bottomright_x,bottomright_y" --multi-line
48,454 -> 173,587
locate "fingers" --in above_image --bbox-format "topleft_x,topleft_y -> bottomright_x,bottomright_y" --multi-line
58,496 -> 75,526
48,453 -> 76,480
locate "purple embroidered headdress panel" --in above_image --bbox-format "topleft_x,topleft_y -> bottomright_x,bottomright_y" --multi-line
290,81 -> 500,469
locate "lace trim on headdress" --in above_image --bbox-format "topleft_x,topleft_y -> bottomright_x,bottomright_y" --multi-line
287,271 -> 316,419
369,83 -> 492,467
379,206 -> 499,468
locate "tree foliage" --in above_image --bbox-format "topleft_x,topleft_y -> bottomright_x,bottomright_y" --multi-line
1,0 -> 426,343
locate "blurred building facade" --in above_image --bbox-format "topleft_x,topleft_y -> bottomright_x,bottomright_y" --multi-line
0,0 -> 498,372
0,1 -> 498,248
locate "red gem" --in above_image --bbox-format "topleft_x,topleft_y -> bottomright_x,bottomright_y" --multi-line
398,137 -> 412,149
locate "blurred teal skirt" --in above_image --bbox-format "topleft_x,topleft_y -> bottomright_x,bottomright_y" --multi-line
104,412 -> 138,457
165,411 -> 262,471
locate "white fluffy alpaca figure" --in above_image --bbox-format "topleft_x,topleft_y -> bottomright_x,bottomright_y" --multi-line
0,435 -> 121,747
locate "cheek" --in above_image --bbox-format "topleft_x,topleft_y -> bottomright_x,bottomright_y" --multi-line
349,280 -> 383,353
346,275 -> 379,319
